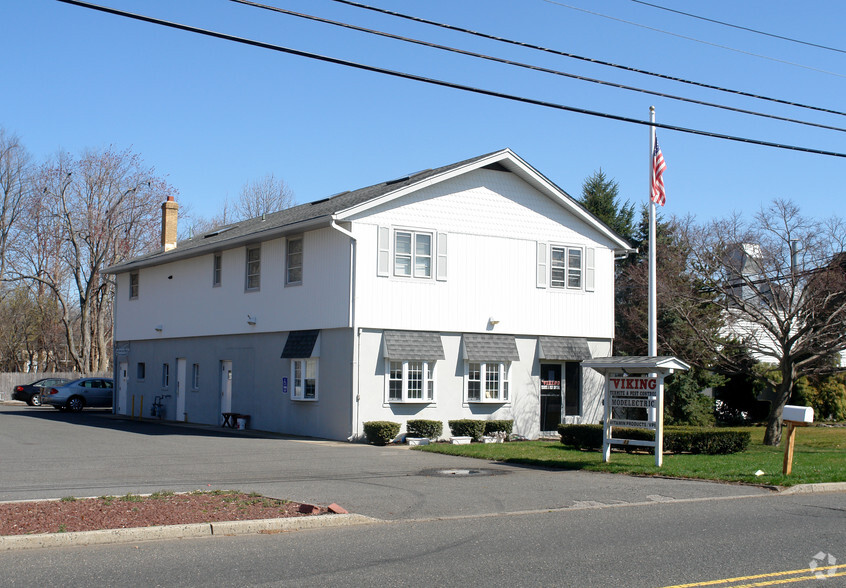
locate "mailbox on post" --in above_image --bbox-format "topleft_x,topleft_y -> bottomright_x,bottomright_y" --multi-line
782,404 -> 814,475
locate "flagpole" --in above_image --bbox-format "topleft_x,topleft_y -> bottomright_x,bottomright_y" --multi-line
648,106 -> 657,359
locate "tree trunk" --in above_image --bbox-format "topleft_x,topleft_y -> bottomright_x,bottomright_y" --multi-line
763,369 -> 795,446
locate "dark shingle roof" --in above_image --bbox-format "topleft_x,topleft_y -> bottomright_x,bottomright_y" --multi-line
462,334 -> 520,362
537,336 -> 592,361
106,150 -> 505,273
383,331 -> 446,360
280,330 -> 320,359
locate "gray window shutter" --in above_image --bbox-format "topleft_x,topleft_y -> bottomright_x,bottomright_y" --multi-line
537,242 -> 548,288
377,226 -> 390,277
436,232 -> 448,281
585,247 -> 596,292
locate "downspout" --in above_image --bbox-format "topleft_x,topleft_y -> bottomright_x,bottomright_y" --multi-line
329,220 -> 360,440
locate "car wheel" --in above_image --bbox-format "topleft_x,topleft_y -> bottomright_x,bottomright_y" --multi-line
67,396 -> 84,413
31,394 -> 42,407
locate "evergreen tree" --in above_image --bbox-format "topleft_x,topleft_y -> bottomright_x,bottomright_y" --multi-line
578,169 -> 635,242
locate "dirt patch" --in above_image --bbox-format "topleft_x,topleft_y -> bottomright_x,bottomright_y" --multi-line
0,491 -> 326,536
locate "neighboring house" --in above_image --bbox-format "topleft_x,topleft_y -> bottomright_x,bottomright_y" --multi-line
105,149 -> 632,441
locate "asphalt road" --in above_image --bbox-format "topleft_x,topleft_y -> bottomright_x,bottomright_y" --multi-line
1,405 -> 844,587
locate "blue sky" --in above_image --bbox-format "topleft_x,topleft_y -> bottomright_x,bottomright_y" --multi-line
3,0 -> 844,227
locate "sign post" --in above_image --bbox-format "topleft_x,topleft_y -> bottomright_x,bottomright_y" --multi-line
582,356 -> 689,469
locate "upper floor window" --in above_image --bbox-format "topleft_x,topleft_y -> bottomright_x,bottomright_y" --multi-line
394,230 -> 432,279
245,245 -> 261,291
550,246 -> 582,289
286,236 -> 303,285
129,272 -> 139,299
213,253 -> 222,287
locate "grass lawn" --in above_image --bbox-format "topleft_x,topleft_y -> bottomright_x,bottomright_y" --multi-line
417,426 -> 846,487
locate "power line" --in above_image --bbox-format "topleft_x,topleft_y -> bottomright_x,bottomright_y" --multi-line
56,0 -> 846,159
325,0 -> 846,117
231,0 -> 846,134
539,0 -> 846,78
631,0 -> 846,56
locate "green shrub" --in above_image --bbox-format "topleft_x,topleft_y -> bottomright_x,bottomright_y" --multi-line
484,420 -> 514,435
448,419 -> 486,441
557,424 -> 751,455
663,428 -> 751,454
406,419 -> 443,439
363,421 -> 401,446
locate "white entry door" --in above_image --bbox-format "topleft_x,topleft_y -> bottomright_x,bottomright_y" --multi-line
176,358 -> 187,422
117,361 -> 128,415
220,360 -> 232,424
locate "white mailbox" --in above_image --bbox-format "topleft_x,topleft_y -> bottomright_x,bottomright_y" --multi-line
783,405 -> 814,423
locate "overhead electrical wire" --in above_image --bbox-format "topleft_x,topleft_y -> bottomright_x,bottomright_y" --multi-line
324,0 -> 846,117
231,0 -> 846,134
56,0 -> 846,160
631,0 -> 846,56
539,0 -> 846,78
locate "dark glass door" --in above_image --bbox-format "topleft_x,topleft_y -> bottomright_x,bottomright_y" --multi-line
540,364 -> 562,432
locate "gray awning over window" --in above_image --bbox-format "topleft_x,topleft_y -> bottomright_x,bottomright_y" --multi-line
462,334 -> 520,362
383,331 -> 445,360
281,330 -> 320,358
538,336 -> 592,361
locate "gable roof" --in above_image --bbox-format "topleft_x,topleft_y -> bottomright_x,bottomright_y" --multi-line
106,149 -> 632,274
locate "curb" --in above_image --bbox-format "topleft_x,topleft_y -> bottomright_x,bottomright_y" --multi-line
0,514 -> 378,551
778,482 -> 846,495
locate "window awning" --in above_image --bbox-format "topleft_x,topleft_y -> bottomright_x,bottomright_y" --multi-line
461,334 -> 520,362
538,336 -> 592,361
281,330 -> 320,358
383,331 -> 445,360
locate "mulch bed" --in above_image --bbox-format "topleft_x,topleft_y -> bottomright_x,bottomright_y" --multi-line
0,491 -> 327,536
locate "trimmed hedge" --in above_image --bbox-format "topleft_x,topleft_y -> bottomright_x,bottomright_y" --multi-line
363,421 -> 400,446
406,419 -> 443,439
448,419 -> 487,441
557,424 -> 751,455
484,420 -> 514,436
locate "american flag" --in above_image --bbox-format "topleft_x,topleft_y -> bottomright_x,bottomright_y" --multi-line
651,137 -> 666,206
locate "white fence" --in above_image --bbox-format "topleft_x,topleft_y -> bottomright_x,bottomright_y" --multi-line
0,372 -> 111,401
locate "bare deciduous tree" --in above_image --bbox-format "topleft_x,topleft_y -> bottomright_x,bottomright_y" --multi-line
0,128 -> 30,286
9,147 -> 174,373
233,173 -> 294,220
670,200 -> 846,445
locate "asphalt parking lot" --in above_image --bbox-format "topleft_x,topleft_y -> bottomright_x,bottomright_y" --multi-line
0,404 -> 773,520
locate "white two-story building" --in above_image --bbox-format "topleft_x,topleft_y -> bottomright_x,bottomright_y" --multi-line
106,149 -> 632,441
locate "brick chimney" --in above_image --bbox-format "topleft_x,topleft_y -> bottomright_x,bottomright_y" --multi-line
161,196 -> 178,252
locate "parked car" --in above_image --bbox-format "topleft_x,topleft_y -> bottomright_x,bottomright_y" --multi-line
41,378 -> 114,412
11,378 -> 71,406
